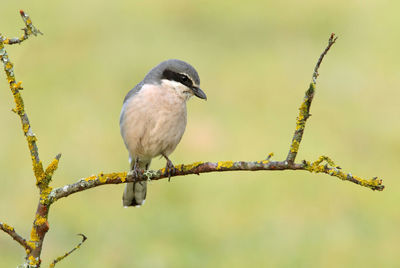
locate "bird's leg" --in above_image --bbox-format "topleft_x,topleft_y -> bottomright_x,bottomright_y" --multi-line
162,153 -> 176,182
128,157 -> 141,180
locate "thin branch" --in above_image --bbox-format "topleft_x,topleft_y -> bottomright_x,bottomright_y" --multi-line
49,157 -> 383,203
1,11 -> 56,268
313,33 -> 338,84
286,33 -> 338,164
0,12 -> 44,185
0,222 -> 32,252
49,234 -> 87,268
3,10 -> 43,45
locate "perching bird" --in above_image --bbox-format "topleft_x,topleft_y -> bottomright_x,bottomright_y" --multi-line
120,59 -> 207,207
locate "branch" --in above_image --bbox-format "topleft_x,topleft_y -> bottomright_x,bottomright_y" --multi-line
0,222 -> 32,252
3,10 -> 43,45
312,33 -> 338,84
49,234 -> 87,268
286,33 -> 338,164
1,10 -> 58,268
49,156 -> 383,203
0,10 -> 44,185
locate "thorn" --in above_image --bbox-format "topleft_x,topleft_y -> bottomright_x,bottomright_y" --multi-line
19,10 -> 25,16
55,153 -> 62,160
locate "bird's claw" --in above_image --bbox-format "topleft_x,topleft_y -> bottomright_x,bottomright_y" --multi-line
128,168 -> 141,181
128,159 -> 142,181
164,159 -> 176,182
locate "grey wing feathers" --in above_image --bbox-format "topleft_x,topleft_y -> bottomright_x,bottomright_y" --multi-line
123,81 -> 144,104
120,81 -> 144,126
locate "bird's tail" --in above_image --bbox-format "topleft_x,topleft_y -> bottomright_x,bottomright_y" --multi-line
123,160 -> 150,207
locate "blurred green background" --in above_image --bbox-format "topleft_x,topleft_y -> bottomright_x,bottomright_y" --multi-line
1,1 -> 399,267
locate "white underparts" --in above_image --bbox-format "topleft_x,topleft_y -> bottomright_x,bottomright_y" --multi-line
161,79 -> 193,101
120,83 -> 188,161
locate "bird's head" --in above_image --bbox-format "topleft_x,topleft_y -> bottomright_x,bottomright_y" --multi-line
144,59 -> 207,101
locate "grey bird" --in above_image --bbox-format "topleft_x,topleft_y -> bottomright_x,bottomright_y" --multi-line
120,59 -> 207,207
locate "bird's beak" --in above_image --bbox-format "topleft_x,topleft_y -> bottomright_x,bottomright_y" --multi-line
191,86 -> 207,100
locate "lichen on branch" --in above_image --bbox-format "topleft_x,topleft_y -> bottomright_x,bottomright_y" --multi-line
0,222 -> 32,252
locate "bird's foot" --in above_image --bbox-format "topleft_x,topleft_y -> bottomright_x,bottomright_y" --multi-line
128,158 -> 142,181
128,168 -> 140,180
162,154 -> 176,182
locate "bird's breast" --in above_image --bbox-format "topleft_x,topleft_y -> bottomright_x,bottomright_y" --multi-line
120,84 -> 187,159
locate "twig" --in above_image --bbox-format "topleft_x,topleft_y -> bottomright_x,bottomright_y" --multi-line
49,234 -> 87,268
0,11 -> 44,185
0,222 -> 32,252
313,33 -> 338,84
3,10 -> 43,45
286,33 -> 338,164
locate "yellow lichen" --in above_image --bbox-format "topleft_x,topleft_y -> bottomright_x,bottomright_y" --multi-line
13,81 -> 22,89
23,124 -> 29,134
290,140 -> 300,153
40,186 -> 53,202
98,173 -> 107,183
5,62 -> 13,70
26,241 -> 36,250
106,172 -> 126,182
7,76 -> 15,84
181,161 -> 204,172
30,228 -> 39,242
14,93 -> 24,112
174,164 -> 184,171
85,175 -> 97,182
216,161 -> 234,170
2,223 -> 14,232
33,161 -> 45,183
35,215 -> 47,226
28,255 -> 39,265
45,158 -> 59,177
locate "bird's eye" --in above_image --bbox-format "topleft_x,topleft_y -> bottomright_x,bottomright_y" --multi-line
181,75 -> 190,83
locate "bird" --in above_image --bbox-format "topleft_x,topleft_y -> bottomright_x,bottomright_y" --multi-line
119,59 -> 207,207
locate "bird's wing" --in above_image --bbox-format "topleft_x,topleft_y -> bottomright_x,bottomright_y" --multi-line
123,81 -> 145,104
120,81 -> 145,126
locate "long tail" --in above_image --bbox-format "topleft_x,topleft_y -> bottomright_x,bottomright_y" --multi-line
122,159 -> 150,207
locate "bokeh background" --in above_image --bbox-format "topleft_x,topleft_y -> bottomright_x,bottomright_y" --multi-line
1,1 -> 399,267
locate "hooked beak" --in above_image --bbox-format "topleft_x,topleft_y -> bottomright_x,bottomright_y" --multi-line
191,86 -> 207,100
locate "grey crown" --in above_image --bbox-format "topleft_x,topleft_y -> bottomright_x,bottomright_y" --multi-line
123,59 -> 200,103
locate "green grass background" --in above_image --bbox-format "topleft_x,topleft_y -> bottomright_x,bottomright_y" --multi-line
1,1 -> 399,267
